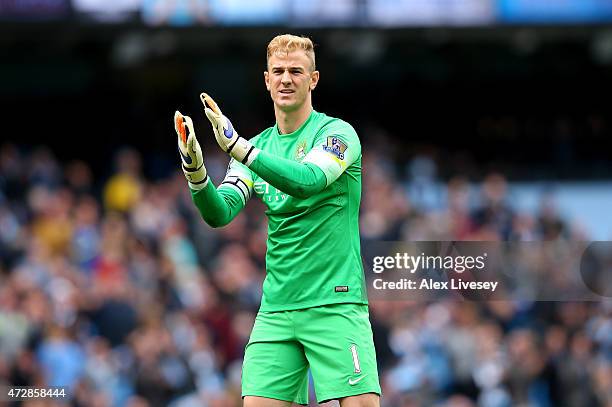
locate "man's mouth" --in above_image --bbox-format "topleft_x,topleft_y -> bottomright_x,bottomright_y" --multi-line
279,89 -> 294,94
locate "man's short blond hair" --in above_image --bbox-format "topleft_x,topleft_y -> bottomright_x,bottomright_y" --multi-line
267,34 -> 316,71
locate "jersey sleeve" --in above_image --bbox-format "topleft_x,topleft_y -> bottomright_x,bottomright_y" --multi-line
190,158 -> 254,228
247,151 -> 327,199
218,158 -> 255,206
302,121 -> 361,187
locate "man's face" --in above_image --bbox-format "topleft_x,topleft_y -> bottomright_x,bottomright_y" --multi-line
264,50 -> 319,112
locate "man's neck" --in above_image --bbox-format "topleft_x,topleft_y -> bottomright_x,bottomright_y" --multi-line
275,104 -> 313,135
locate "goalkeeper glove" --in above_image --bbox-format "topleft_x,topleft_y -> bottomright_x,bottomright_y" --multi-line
174,110 -> 208,190
200,93 -> 259,166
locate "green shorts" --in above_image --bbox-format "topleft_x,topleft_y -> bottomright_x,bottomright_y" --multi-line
242,303 -> 381,404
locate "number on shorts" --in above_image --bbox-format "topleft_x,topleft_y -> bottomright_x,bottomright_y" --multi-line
350,344 -> 361,374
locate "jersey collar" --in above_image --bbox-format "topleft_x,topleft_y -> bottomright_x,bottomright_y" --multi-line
274,109 -> 317,137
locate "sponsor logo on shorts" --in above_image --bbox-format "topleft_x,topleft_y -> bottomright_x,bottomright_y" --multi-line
348,376 -> 366,385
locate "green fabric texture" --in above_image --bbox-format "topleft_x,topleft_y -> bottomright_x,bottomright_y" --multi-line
190,181 -> 244,228
249,150 -> 327,199
242,303 -> 381,404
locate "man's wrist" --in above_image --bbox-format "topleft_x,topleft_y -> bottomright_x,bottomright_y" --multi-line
183,164 -> 208,190
229,138 -> 260,167
188,176 -> 209,190
243,148 -> 260,166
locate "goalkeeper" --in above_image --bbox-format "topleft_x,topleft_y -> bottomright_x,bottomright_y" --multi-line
174,34 -> 380,407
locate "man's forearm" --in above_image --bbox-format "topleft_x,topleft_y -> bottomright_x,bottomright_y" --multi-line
191,181 -> 245,228
248,150 -> 327,199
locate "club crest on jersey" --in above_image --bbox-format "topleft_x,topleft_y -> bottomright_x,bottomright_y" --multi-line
323,136 -> 347,160
295,140 -> 307,161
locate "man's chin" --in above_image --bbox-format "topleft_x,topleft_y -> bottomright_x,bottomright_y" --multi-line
275,100 -> 300,113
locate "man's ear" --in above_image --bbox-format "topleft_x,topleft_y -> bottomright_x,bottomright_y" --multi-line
264,71 -> 270,91
310,70 -> 320,91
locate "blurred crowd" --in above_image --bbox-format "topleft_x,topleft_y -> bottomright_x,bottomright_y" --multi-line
0,142 -> 610,407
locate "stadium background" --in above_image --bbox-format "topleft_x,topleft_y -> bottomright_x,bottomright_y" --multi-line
1,1 -> 611,406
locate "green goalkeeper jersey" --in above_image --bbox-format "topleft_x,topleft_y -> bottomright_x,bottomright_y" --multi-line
192,110 -> 367,312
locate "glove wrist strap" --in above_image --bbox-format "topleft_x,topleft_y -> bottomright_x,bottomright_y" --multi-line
229,138 -> 259,166
183,164 -> 208,190
188,176 -> 209,190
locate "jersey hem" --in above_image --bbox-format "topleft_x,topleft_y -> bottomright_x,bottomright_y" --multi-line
258,298 -> 368,313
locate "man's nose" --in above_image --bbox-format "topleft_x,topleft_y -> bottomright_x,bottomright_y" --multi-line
281,70 -> 292,84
